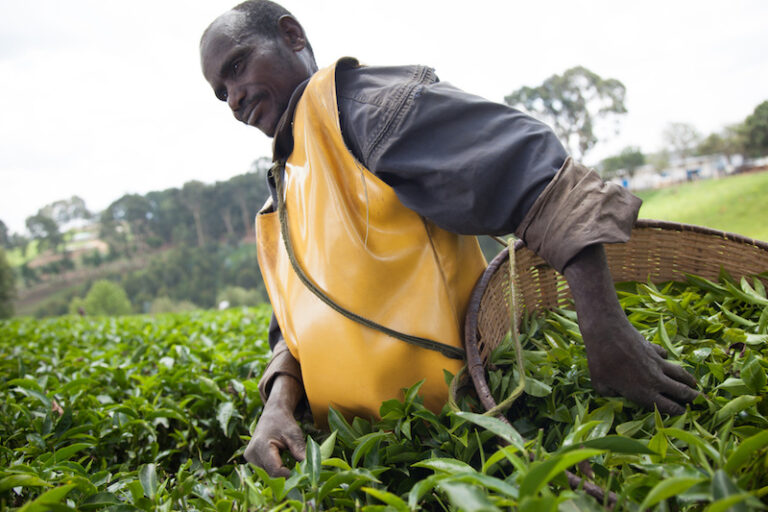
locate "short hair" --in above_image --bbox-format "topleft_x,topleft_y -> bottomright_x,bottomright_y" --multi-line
232,0 -> 292,41
231,0 -> 314,56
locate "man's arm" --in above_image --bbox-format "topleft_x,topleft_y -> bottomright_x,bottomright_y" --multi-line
245,372 -> 305,477
563,243 -> 699,414
246,335 -> 306,476
515,159 -> 699,412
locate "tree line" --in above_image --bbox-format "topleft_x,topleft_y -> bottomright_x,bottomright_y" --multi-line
1,158 -> 272,261
503,67 -> 767,179
0,158 -> 273,318
598,101 -> 768,180
99,163 -> 270,256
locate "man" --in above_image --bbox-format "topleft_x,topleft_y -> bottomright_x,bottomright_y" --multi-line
200,0 -> 699,477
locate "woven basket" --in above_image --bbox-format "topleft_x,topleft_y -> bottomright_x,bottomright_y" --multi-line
464,219 -> 768,412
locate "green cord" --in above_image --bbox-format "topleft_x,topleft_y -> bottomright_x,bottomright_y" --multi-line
483,237 -> 526,416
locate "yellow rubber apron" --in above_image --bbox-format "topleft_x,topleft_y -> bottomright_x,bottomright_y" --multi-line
256,62 -> 486,423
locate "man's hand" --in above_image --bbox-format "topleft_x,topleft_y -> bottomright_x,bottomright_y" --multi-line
578,306 -> 699,415
245,374 -> 306,477
563,244 -> 699,415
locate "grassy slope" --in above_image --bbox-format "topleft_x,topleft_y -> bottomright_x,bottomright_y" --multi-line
6,240 -> 40,266
635,170 -> 768,241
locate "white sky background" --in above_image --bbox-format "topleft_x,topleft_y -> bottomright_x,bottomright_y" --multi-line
1,0 -> 766,234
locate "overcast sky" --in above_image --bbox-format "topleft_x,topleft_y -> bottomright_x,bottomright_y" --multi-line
1,0 -> 766,234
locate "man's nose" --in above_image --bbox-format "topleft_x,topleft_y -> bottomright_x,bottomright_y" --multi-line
227,86 -> 246,112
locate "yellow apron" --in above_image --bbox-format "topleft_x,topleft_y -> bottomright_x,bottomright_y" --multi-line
256,63 -> 486,423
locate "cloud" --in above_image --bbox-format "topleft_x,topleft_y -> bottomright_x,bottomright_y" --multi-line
1,0 -> 766,234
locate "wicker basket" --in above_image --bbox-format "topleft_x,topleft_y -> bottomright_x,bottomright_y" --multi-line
464,219 -> 768,412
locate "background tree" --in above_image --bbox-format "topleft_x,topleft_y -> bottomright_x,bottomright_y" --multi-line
103,194 -> 155,253
0,220 -> 10,249
648,149 -> 671,174
38,196 -> 92,226
19,263 -> 39,287
721,124 -> 748,160
696,124 -> 746,165
180,181 -> 209,247
663,122 -> 701,162
599,146 -> 645,179
146,188 -> 189,246
0,247 -> 15,319
69,280 -> 132,316
212,180 -> 238,245
504,66 -> 627,160
10,233 -> 30,257
743,100 -> 768,157
696,133 -> 725,156
25,213 -> 64,253
230,172 -> 266,242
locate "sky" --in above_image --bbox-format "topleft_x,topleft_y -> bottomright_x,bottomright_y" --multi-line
1,0 -> 766,234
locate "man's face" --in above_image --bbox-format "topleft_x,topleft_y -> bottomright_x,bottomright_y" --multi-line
200,11 -> 309,137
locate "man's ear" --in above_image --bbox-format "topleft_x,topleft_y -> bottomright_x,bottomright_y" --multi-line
277,15 -> 307,51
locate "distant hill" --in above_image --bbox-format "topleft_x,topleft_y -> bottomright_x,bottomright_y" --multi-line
9,163 -> 273,317
636,170 -> 768,241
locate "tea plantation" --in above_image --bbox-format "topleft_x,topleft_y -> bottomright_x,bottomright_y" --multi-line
1,273 -> 767,511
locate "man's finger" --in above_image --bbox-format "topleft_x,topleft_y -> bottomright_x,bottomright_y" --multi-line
650,394 -> 685,416
261,441 -> 290,478
661,360 -> 698,388
648,342 -> 667,359
660,376 -> 700,404
244,441 -> 258,465
285,431 -> 307,462
591,378 -> 618,397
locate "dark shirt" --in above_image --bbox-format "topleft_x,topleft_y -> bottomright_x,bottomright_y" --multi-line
334,58 -> 567,235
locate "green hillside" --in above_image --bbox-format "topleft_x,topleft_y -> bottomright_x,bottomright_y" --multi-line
636,170 -> 768,241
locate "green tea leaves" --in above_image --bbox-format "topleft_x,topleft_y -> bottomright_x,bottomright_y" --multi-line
3,273 -> 768,510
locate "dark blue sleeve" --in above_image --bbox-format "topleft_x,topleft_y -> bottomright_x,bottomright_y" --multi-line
336,64 -> 568,235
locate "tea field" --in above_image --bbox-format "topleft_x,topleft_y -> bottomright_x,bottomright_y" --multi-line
1,273 -> 768,511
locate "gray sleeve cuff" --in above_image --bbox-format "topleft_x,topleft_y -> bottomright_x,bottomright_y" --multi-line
515,157 -> 642,273
257,339 -> 303,403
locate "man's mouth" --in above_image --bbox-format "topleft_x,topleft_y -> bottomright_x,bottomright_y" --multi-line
243,94 -> 268,127
244,102 -> 260,127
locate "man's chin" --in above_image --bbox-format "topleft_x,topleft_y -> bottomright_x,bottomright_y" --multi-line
262,125 -> 277,138
254,117 -> 278,138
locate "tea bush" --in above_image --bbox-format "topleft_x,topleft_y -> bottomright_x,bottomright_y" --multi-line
1,273 -> 767,511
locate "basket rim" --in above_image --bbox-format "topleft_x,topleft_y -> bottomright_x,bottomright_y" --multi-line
632,218 -> 768,251
464,218 -> 768,414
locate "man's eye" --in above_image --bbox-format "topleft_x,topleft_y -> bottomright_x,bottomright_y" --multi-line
216,89 -> 228,102
231,58 -> 243,74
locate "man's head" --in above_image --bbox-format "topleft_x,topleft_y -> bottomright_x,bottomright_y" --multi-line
200,0 -> 317,137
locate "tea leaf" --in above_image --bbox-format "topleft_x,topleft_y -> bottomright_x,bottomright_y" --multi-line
639,476 -> 708,509
724,430 -> 768,474
714,396 -> 761,423
569,435 -> 655,455
438,480 -> 500,512
453,411 -> 526,452
217,401 -> 235,434
362,487 -> 409,511
0,474 -> 51,493
519,449 -> 604,498
139,463 -> 158,499
740,356 -> 766,394
351,431 -> 389,468
17,484 -> 76,512
305,437 -> 321,488
319,430 -> 337,460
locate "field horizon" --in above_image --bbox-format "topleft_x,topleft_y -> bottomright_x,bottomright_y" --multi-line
635,169 -> 768,242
